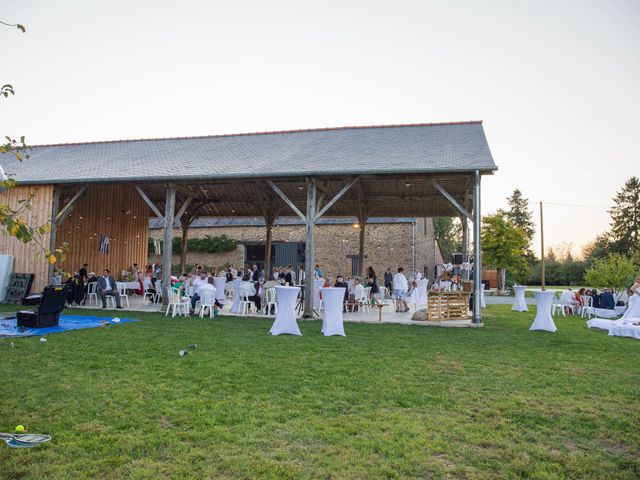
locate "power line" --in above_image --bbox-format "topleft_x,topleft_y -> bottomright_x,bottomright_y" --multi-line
537,202 -> 609,210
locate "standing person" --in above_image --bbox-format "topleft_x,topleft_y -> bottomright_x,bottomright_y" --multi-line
334,274 -> 349,311
97,269 -> 123,309
284,265 -> 294,285
393,267 -> 409,312
79,263 -> 89,281
366,266 -> 382,307
314,264 -> 324,279
384,268 -> 393,292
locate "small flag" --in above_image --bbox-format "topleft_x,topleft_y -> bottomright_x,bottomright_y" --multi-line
99,235 -> 109,254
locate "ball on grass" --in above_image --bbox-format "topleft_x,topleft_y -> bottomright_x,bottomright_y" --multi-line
15,425 -> 25,432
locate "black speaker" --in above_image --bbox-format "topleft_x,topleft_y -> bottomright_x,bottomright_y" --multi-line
16,285 -> 68,328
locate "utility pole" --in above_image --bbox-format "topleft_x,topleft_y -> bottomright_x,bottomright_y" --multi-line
540,201 -> 545,291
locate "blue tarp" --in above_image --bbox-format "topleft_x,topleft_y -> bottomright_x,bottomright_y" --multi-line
0,315 -> 138,338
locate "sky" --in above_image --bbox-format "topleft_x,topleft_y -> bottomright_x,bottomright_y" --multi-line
2,0 -> 639,258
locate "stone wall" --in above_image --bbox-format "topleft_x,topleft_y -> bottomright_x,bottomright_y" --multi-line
149,219 -> 441,280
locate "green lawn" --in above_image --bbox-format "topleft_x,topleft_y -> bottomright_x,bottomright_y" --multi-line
0,305 -> 638,479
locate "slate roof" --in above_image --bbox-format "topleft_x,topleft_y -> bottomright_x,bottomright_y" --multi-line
0,121 -> 496,184
149,216 -> 416,229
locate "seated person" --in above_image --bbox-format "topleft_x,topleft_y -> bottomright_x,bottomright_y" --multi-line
334,275 -> 349,311
97,269 -> 123,309
239,273 -> 261,311
591,289 -> 601,308
142,273 -> 158,303
190,271 -> 207,311
194,277 -> 222,314
599,288 -> 615,309
173,275 -> 187,295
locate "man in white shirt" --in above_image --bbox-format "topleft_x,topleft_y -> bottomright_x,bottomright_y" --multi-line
393,267 -> 409,312
190,272 -> 207,310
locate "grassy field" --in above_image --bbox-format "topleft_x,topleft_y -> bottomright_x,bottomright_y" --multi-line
0,304 -> 638,479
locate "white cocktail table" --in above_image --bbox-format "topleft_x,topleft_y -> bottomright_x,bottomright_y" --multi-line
313,279 -> 325,310
270,286 -> 302,336
512,285 -> 529,312
321,287 -> 346,336
213,277 -> 226,305
530,290 -> 556,332
229,278 -> 242,313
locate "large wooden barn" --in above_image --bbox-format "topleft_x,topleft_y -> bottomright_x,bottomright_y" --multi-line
0,121 -> 497,320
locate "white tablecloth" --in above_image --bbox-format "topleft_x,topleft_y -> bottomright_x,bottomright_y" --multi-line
213,277 -> 226,303
530,290 -> 556,332
416,279 -> 428,305
587,317 -> 626,332
270,286 -> 302,336
594,308 -> 618,319
615,305 -> 627,316
609,324 -> 640,340
229,278 -> 242,313
511,285 -> 528,312
313,279 -> 325,310
122,281 -> 141,290
321,287 -> 346,336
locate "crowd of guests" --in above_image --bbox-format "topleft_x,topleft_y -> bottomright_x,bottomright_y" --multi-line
54,260 -> 429,316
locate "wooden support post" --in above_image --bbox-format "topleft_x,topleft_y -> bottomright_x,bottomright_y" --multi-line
180,223 -> 189,274
263,216 -> 274,277
162,186 -> 176,306
303,179 -> 316,318
47,188 -> 61,285
357,213 -> 368,277
461,216 -> 469,281
473,171 -> 482,324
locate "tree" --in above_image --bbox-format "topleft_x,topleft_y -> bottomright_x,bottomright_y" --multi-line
499,189 -> 535,261
582,233 -> 614,264
481,213 -> 528,291
433,217 -> 462,262
608,176 -> 640,256
0,19 -> 66,264
584,253 -> 637,295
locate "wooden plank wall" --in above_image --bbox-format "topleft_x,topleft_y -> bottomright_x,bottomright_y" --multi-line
55,185 -> 149,278
0,184 -> 54,292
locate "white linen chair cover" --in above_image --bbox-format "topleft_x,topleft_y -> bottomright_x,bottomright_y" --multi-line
213,277 -> 226,305
229,278 -> 242,313
270,286 -> 302,336
511,285 -> 528,312
321,287 -> 346,336
530,290 -> 557,332
313,279 -> 325,310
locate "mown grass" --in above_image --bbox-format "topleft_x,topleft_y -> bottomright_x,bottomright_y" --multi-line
0,304 -> 638,479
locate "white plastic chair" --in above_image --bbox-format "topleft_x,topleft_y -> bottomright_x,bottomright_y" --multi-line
553,291 -> 576,317
239,293 -> 254,315
154,280 -> 163,303
265,288 -> 277,316
199,290 -> 217,318
116,282 -> 130,308
580,295 -> 596,318
165,287 -> 189,317
86,282 -> 98,305
355,288 -> 370,313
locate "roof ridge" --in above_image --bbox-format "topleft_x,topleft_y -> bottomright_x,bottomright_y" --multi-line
30,120 -> 483,148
